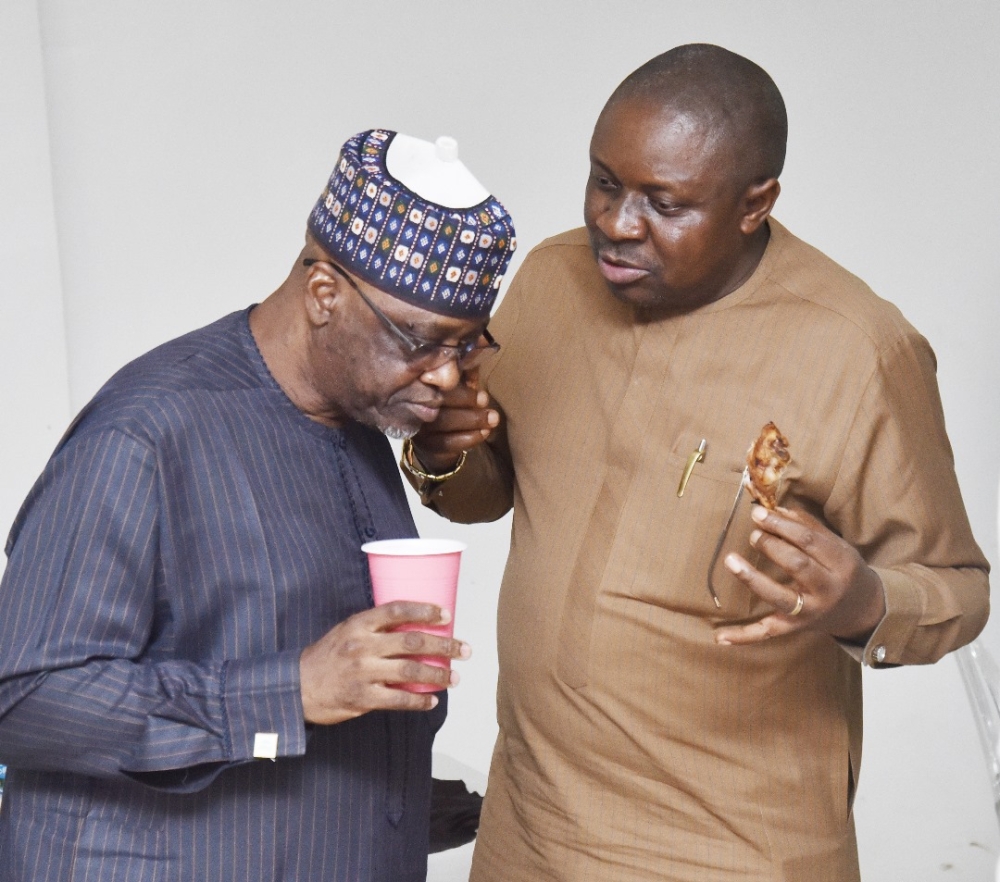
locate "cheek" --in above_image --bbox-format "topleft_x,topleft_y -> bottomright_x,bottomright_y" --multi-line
347,351 -> 401,396
583,184 -> 610,228
651,222 -> 713,271
374,364 -> 425,403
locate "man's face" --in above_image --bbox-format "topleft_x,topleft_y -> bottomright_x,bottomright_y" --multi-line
584,98 -> 757,313
313,271 -> 487,438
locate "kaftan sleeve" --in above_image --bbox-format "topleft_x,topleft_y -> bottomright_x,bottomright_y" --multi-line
0,428 -> 308,793
404,261 -> 526,523
410,420 -> 515,524
825,331 -> 989,667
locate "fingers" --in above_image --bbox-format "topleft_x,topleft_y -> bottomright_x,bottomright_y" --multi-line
429,389 -> 498,433
367,602 -> 472,663
714,504 -> 886,646
382,625 -> 472,664
417,402 -> 499,447
299,604 -> 472,725
715,613 -> 798,645
372,600 -> 452,629
348,643 -> 464,709
722,552 -> 806,617
379,655 -> 461,691
431,397 -> 499,433
438,379 -> 484,409
749,505 -> 831,569
713,551 -> 809,645
411,384 -> 500,464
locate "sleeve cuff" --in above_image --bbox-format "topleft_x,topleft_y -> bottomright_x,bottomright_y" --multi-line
221,650 -> 308,761
853,567 -> 924,667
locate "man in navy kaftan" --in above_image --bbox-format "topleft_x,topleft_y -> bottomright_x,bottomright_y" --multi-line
0,310 -> 442,881
0,128 -> 517,881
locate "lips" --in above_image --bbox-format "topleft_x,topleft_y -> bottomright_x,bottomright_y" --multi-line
596,252 -> 650,286
406,401 -> 441,422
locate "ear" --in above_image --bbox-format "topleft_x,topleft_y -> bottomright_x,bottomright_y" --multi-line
739,178 -> 780,235
302,260 -> 344,328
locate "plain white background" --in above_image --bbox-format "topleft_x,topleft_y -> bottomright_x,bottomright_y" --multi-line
2,2 -> 998,879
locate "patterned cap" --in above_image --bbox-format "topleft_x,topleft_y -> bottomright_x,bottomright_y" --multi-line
308,129 -> 517,319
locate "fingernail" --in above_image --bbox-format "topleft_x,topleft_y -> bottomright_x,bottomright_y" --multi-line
751,506 -> 768,523
724,554 -> 745,575
438,609 -> 452,624
749,529 -> 762,546
486,410 -> 499,427
459,642 -> 472,659
449,670 -> 461,686
716,636 -> 731,646
476,391 -> 489,407
428,696 -> 439,708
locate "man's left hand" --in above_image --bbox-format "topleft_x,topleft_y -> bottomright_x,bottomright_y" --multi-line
713,506 -> 886,646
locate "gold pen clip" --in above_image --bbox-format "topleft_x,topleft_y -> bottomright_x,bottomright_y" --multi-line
677,439 -> 707,497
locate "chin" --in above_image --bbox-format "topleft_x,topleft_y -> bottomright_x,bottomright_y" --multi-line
381,424 -> 417,441
606,280 -> 710,317
606,281 -> 668,311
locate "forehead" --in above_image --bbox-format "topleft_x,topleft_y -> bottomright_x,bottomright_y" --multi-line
591,98 -> 735,192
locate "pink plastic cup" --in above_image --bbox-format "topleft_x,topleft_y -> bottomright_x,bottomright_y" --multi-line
361,538 -> 466,693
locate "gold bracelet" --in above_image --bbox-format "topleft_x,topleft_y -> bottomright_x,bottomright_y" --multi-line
400,438 -> 467,482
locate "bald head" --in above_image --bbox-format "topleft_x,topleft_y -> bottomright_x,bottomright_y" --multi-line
606,44 -> 787,188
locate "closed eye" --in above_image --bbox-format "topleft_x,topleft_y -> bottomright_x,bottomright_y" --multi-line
651,197 -> 685,216
588,167 -> 618,190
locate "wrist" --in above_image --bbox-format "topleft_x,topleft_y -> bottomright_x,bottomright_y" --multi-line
401,438 -> 467,483
837,569 -> 887,644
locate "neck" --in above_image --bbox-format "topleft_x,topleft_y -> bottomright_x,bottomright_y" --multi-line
249,285 -> 346,428
722,221 -> 771,299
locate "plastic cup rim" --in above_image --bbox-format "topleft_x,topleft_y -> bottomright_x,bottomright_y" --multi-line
361,538 -> 467,556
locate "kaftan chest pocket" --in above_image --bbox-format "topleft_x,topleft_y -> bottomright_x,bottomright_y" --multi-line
621,433 -> 782,621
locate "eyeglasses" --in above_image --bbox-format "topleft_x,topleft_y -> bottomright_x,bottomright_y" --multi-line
302,258 -> 500,371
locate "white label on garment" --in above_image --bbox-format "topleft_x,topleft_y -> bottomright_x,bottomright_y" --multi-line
253,732 -> 279,760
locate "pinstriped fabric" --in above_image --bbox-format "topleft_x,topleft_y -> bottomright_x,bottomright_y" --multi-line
425,220 -> 989,881
0,308 -> 442,881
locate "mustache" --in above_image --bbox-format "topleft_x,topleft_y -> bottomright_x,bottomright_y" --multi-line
588,233 -> 648,269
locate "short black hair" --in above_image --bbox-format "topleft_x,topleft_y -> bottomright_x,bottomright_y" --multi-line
607,44 -> 788,185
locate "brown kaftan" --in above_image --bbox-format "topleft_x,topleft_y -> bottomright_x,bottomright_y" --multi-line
417,221 -> 989,881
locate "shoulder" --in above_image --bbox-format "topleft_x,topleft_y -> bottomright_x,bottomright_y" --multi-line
763,220 -> 923,354
63,309 -> 262,449
111,309 -> 259,393
502,227 -> 600,309
521,227 -> 592,265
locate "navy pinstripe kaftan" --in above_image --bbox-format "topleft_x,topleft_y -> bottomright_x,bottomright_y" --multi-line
0,308 -> 444,881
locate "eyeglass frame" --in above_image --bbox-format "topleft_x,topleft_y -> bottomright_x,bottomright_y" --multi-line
302,258 -> 500,370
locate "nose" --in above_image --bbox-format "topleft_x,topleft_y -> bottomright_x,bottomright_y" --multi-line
595,190 -> 645,242
420,356 -> 462,391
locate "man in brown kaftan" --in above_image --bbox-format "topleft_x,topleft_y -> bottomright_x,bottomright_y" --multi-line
402,45 -> 990,881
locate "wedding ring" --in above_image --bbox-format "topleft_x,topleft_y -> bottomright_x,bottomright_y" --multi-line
788,592 -> 804,616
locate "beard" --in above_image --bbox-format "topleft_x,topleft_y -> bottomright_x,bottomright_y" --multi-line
380,422 -> 418,441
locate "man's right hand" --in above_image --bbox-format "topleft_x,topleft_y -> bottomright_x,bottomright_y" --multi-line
410,370 -> 499,473
299,602 -> 471,724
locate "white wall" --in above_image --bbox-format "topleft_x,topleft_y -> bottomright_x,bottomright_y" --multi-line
0,0 -> 71,538
3,2 -> 999,879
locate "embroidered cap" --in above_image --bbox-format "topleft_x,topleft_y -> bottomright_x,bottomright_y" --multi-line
308,129 -> 517,319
